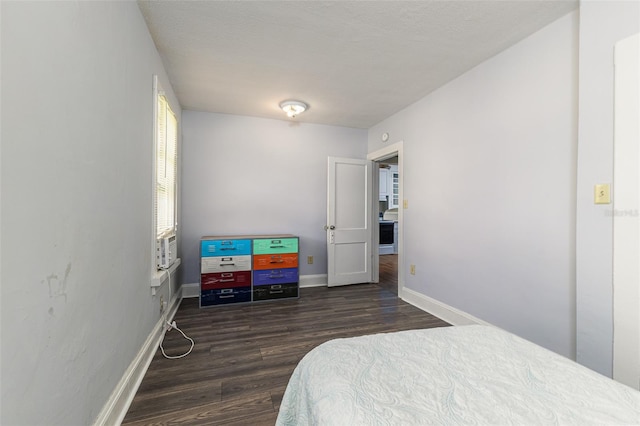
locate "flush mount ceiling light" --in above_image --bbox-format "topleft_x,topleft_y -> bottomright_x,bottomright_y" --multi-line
280,100 -> 307,118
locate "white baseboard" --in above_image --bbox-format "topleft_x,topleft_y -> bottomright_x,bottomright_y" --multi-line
299,274 -> 327,288
93,289 -> 182,426
401,287 -> 490,327
181,282 -> 200,298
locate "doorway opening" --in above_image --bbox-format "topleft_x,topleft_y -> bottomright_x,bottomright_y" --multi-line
368,141 -> 403,298
376,158 -> 398,295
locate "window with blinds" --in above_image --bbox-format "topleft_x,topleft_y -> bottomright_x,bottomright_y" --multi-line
156,92 -> 177,238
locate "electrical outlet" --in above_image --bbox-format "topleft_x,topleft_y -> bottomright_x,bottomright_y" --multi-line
307,256 -> 314,264
160,295 -> 165,313
410,264 -> 416,275
594,184 -> 611,204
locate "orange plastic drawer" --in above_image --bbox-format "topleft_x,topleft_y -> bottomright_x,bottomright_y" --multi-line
253,253 -> 298,270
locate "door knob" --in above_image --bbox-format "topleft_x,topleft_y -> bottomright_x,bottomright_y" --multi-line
329,225 -> 335,230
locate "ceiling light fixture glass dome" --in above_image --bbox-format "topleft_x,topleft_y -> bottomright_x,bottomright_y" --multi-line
280,100 -> 307,118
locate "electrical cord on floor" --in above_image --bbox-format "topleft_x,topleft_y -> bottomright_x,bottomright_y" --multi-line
158,268 -> 194,359
160,320 -> 194,359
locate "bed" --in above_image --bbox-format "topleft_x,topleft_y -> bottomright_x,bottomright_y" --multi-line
276,325 -> 640,425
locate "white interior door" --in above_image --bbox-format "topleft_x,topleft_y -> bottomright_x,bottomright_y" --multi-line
613,32 -> 640,390
327,157 -> 373,287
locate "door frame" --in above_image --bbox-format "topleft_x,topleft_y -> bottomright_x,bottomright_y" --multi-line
368,141 -> 404,298
612,33 -> 640,390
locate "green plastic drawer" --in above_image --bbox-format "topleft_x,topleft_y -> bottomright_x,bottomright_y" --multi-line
253,237 -> 298,254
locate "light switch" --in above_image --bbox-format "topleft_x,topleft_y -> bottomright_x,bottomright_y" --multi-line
594,184 -> 611,204
403,199 -> 408,209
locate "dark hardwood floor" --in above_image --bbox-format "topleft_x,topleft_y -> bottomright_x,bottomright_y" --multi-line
379,254 -> 398,295
122,264 -> 449,425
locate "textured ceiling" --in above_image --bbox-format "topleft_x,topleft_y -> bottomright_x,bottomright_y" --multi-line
137,1 -> 578,129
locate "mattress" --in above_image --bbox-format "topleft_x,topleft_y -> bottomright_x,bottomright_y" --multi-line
276,325 -> 640,425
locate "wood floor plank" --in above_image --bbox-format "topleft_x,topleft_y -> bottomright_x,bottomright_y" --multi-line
221,410 -> 279,426
259,340 -> 324,359
124,380 -> 223,422
133,379 -> 222,402
122,262 -> 450,425
124,392 -> 274,426
221,372 -> 292,401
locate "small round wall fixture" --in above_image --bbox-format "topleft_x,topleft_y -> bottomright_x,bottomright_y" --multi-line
382,132 -> 389,142
280,100 -> 307,118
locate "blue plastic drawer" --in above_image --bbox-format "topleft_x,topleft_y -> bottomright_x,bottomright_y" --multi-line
201,239 -> 252,257
253,268 -> 299,286
253,238 -> 298,255
200,286 -> 252,306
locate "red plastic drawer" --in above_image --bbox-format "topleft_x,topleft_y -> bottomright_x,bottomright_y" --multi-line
201,271 -> 251,290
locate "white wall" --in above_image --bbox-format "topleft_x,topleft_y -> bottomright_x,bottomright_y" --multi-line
368,12 -> 578,358
1,2 -> 180,424
181,111 -> 367,285
576,0 -> 640,376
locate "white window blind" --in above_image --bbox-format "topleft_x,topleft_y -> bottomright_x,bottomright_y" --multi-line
156,93 -> 177,237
